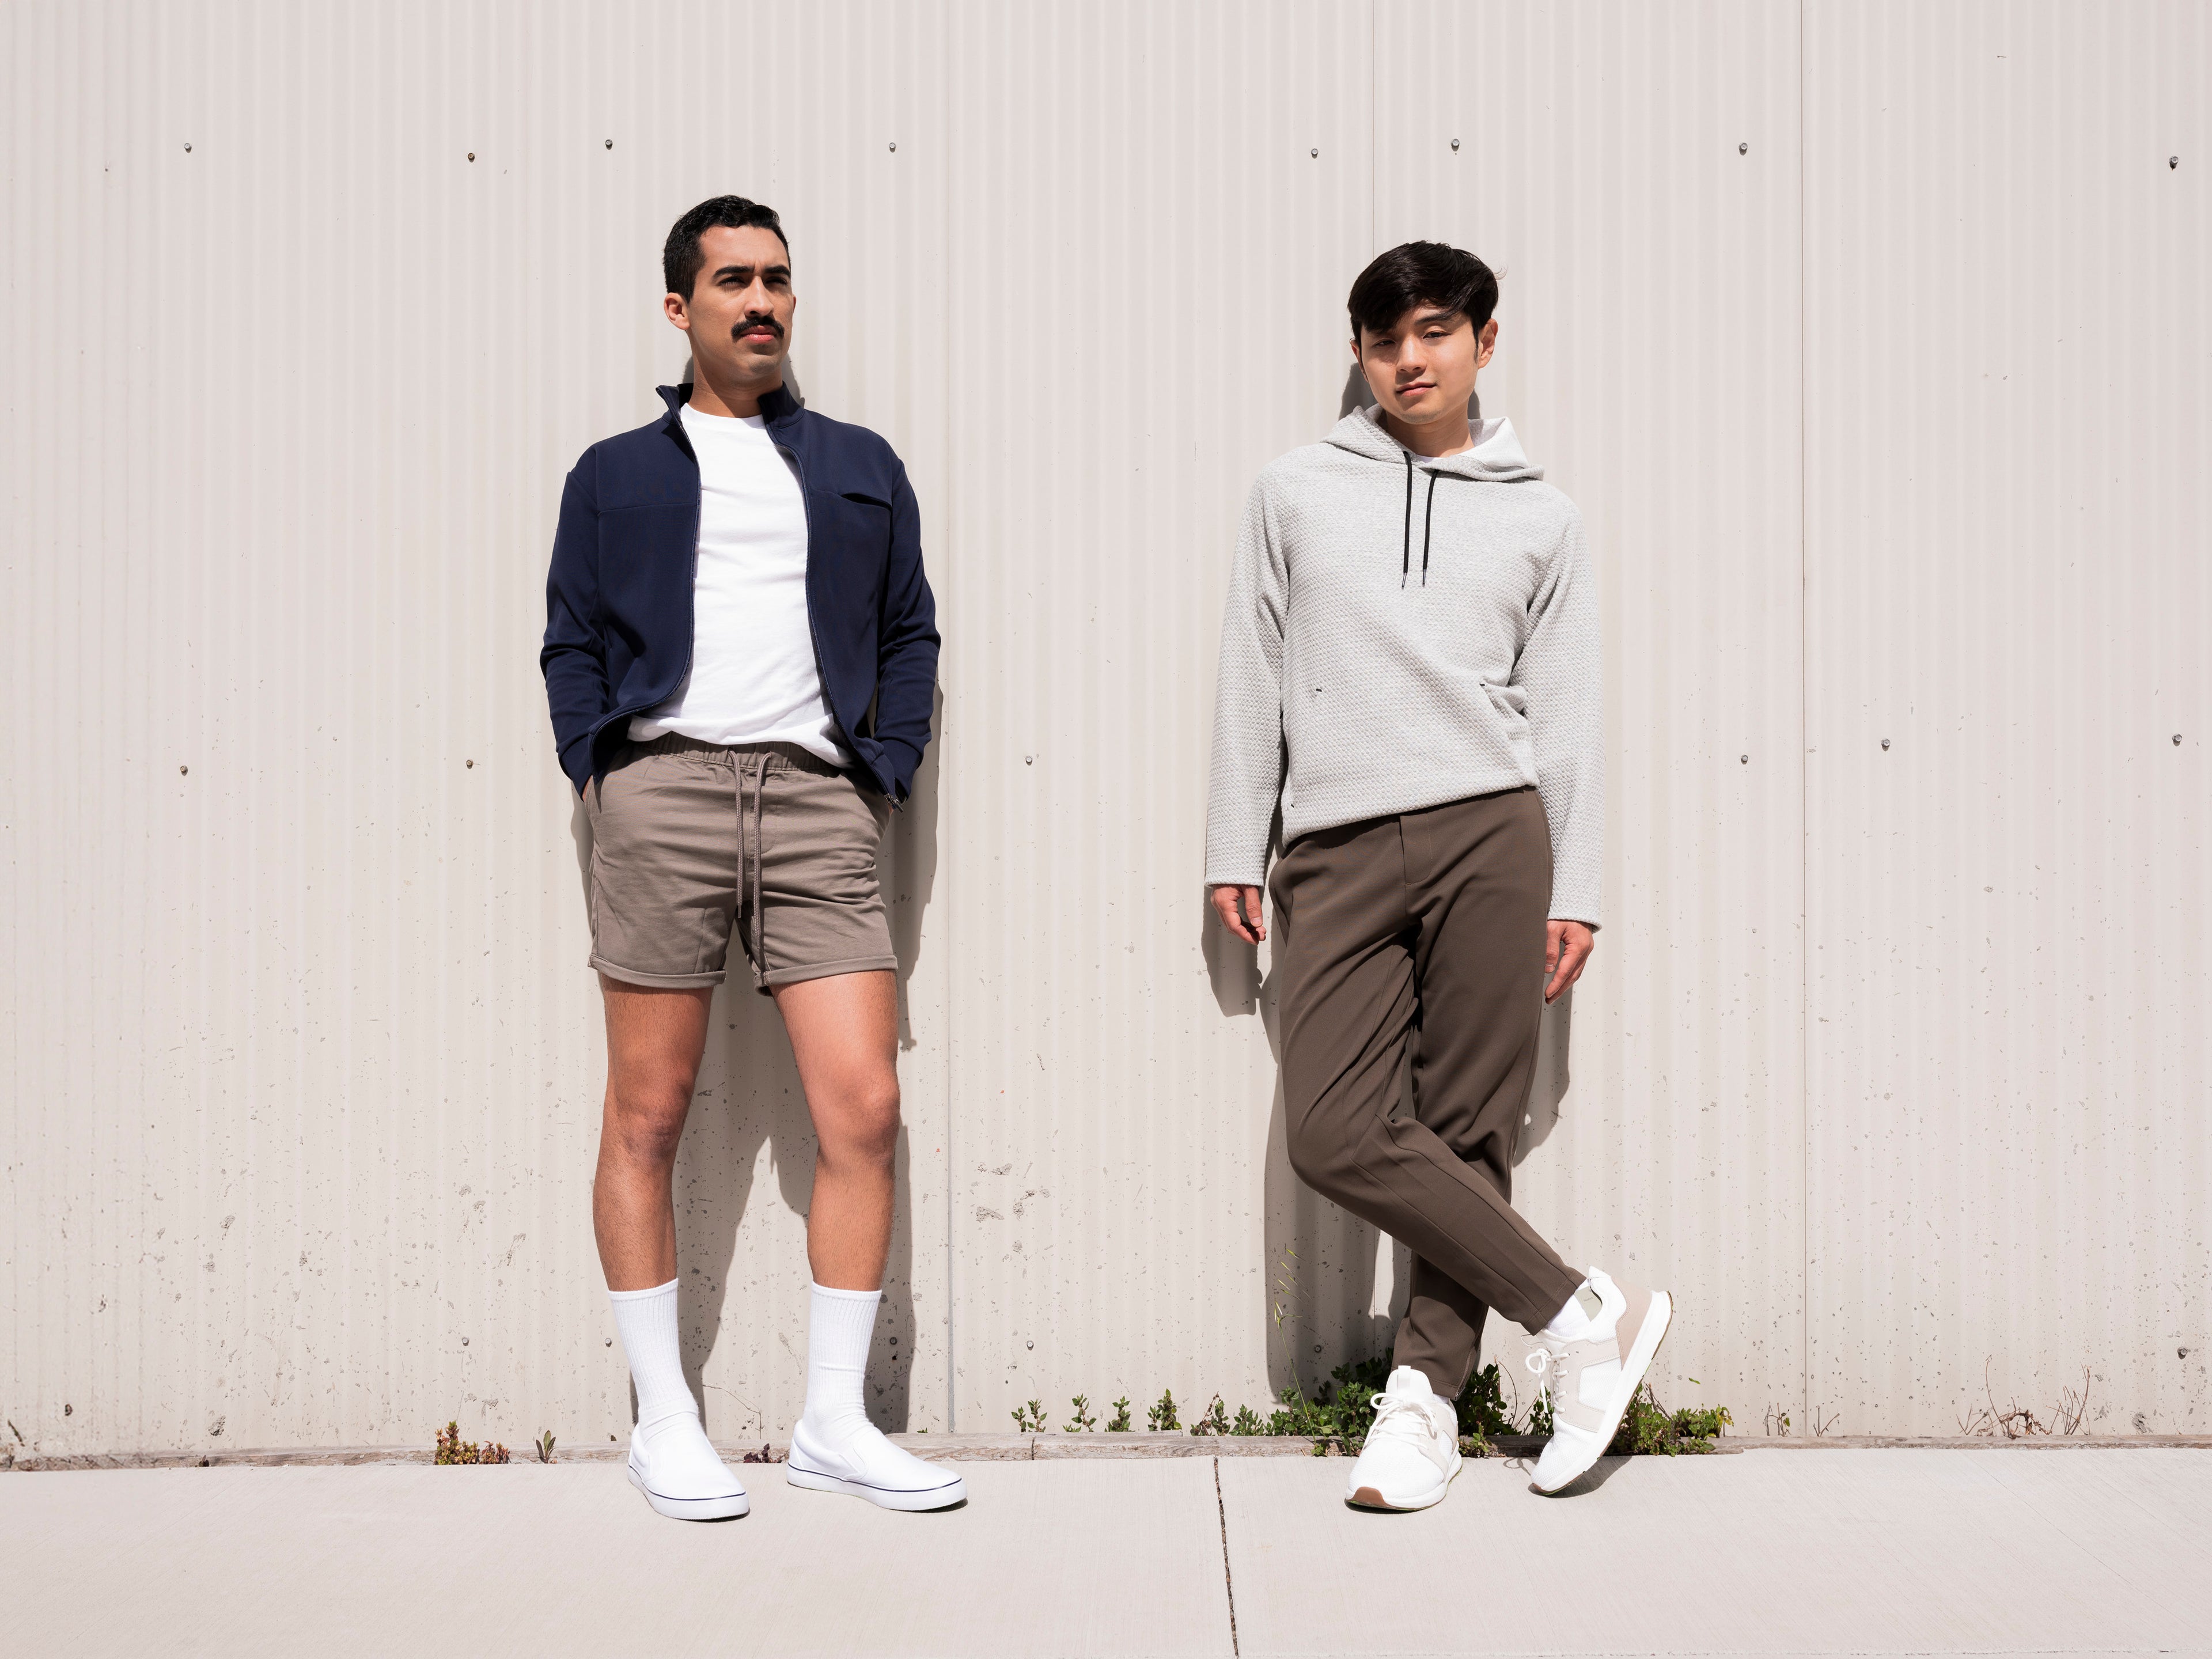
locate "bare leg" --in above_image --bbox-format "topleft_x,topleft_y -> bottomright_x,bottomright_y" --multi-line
594,978 -> 714,1291
772,969 -> 900,1290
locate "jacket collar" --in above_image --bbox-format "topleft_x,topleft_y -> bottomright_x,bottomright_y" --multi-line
656,380 -> 802,434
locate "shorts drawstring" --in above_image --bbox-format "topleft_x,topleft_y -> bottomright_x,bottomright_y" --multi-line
737,750 -> 770,987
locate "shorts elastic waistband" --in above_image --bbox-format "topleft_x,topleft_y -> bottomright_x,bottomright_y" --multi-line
624,734 -> 850,778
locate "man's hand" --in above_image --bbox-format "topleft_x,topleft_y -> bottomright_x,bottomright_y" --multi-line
1544,920 -> 1594,1003
1211,884 -> 1267,945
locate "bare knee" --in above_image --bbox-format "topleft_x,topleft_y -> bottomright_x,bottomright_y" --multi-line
604,1077 -> 694,1169
818,1074 -> 900,1172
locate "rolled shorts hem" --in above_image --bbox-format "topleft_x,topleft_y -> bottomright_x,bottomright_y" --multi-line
589,956 -> 728,991
759,952 -> 899,991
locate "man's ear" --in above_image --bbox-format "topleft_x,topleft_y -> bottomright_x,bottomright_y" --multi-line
662,292 -> 691,332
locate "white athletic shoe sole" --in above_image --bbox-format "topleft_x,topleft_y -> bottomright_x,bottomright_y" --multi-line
627,1460 -> 751,1521
1531,1289 -> 1674,1496
1347,1455 -> 1459,1512
784,1459 -> 967,1512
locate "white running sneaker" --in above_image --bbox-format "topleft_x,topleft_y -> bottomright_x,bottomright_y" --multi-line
784,1418 -> 968,1512
1526,1268 -> 1673,1495
626,1412 -> 750,1520
1345,1366 -> 1462,1511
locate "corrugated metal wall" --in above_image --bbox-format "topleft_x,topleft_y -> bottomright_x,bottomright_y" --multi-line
3,1 -> 2203,1456
1802,1 -> 2211,1437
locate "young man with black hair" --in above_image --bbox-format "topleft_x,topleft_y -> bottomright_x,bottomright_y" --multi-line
1206,243 -> 1672,1506
543,195 -> 961,1519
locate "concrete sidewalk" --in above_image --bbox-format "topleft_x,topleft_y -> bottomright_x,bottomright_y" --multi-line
4,1448 -> 2207,1657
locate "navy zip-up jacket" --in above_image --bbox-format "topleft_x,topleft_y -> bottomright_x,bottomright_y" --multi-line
541,383 -> 940,801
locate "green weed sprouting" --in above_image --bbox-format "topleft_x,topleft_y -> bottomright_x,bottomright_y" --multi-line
1188,1395 -> 1233,1437
1527,1391 -> 1555,1437
1606,1388 -> 1732,1455
1028,1342 -> 1726,1457
535,1429 -> 556,1464
434,1421 -> 510,1465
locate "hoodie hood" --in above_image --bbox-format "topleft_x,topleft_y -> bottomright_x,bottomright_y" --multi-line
1323,407 -> 1544,586
1323,405 -> 1544,481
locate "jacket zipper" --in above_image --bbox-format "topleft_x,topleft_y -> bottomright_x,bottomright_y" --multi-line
588,415 -> 702,764
774,423 -> 897,810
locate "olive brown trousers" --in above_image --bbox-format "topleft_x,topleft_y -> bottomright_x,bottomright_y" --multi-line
1270,785 -> 1585,1399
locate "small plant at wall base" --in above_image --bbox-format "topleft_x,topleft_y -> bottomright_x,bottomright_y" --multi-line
434,1422 -> 510,1465
1961,1357 -> 2095,1439
1032,1353 -> 1726,1457
1607,1387 -> 1731,1456
535,1430 -> 556,1464
1189,1395 -> 1233,1437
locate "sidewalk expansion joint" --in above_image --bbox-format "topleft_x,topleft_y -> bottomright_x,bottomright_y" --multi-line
1212,1456 -> 1240,1656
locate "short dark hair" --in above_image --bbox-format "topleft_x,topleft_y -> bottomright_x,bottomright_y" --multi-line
1347,241 -> 1498,339
662,195 -> 789,298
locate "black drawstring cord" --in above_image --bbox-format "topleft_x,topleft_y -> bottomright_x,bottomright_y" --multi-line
1421,472 -> 1437,586
1400,452 -> 1414,586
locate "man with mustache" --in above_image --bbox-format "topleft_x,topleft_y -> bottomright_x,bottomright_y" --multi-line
543,195 -> 956,1519
1206,242 -> 1672,1507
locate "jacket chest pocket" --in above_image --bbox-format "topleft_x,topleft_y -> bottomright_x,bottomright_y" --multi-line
810,491 -> 892,585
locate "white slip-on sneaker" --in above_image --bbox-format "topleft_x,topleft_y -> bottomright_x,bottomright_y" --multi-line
1526,1267 -> 1673,1495
626,1412 -> 750,1520
784,1418 -> 968,1512
1345,1366 -> 1462,1512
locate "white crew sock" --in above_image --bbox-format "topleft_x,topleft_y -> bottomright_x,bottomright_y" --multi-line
608,1279 -> 697,1429
1540,1279 -> 1604,1342
800,1282 -> 882,1442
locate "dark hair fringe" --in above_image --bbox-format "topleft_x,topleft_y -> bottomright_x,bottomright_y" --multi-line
1347,241 -> 1499,338
663,195 -> 789,298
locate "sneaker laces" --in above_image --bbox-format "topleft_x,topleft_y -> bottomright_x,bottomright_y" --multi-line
1367,1389 -> 1450,1446
1525,1344 -> 1569,1407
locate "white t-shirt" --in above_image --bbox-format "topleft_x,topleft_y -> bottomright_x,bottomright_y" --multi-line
629,404 -> 853,765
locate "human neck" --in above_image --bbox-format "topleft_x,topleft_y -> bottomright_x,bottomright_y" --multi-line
1380,408 -> 1474,459
687,362 -> 783,419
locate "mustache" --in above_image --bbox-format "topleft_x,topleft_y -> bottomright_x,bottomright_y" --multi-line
732,316 -> 785,340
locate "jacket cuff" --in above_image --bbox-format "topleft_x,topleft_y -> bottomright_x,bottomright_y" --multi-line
558,733 -> 595,795
878,736 -> 925,800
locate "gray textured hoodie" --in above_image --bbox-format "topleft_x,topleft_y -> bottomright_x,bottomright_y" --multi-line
1204,406 -> 1602,925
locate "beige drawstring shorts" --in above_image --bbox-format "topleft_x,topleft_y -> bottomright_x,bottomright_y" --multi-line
585,735 -> 896,993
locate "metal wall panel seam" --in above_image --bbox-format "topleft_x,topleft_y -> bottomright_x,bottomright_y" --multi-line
1797,0 -> 1812,1434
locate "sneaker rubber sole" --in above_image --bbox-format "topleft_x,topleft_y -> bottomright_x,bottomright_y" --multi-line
1531,1289 -> 1675,1496
627,1461 -> 750,1520
1347,1471 -> 1454,1512
784,1460 -> 968,1512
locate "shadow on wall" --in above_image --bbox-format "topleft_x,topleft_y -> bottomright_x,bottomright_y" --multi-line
565,684 -> 941,1441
